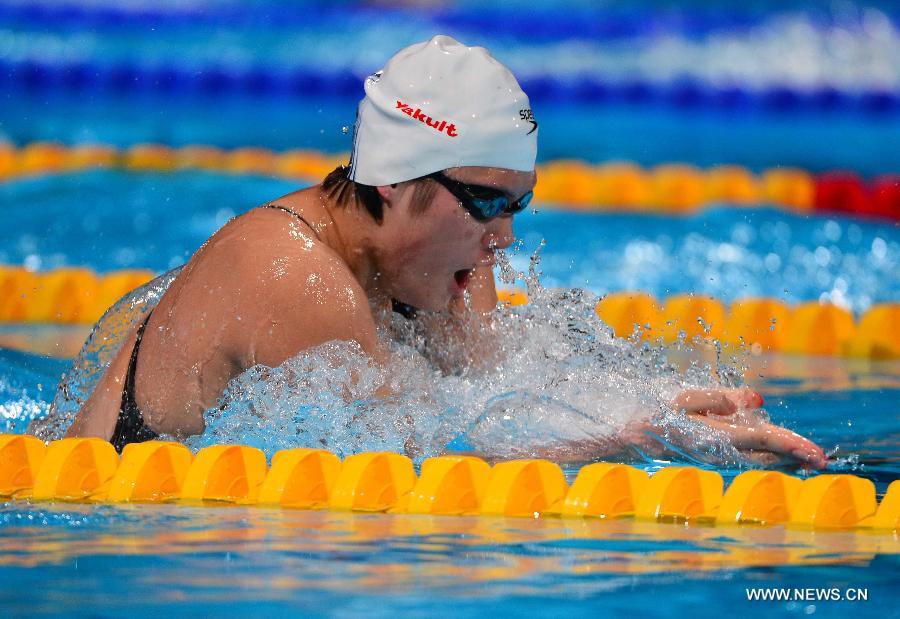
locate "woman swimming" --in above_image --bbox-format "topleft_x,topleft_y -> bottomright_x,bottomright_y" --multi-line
63,35 -> 827,468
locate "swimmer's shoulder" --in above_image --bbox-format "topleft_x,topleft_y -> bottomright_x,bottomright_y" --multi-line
205,198 -> 379,365
234,200 -> 357,289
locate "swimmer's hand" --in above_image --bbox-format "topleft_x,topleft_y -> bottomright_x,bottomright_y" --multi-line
672,387 -> 763,416
672,387 -> 828,469
696,415 -> 828,469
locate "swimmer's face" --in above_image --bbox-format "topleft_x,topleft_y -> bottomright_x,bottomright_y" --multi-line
377,166 -> 536,311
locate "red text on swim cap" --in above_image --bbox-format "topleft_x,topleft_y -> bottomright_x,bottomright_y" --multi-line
396,101 -> 458,137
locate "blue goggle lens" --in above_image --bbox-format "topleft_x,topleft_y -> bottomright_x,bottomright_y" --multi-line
474,191 -> 532,219
429,172 -> 533,222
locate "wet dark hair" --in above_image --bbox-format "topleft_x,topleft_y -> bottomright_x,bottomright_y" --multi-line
321,164 -> 437,224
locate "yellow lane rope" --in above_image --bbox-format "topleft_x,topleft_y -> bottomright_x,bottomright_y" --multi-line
0,435 -> 897,532
0,141 -> 834,213
0,267 -> 896,358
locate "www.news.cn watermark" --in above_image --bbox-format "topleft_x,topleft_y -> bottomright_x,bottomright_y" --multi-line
746,588 -> 869,602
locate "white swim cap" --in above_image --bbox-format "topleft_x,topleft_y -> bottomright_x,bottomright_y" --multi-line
348,35 -> 538,186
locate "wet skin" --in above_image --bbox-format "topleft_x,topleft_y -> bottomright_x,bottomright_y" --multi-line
67,167 -> 526,440
66,167 -> 826,468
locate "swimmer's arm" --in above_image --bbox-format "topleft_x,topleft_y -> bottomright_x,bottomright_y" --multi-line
234,248 -> 385,371
665,388 -> 823,468
65,322 -> 142,440
454,387 -> 827,469
473,418 -> 827,469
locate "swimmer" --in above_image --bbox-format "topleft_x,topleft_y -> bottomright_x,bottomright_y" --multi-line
63,35 -> 826,469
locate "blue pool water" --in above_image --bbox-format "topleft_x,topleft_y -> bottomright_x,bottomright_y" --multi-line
1,170 -> 899,615
3,2 -> 900,174
1,170 -> 897,313
0,503 -> 898,618
1,161 -> 898,616
2,335 -> 899,616
5,93 -> 900,175
1,1 -> 899,615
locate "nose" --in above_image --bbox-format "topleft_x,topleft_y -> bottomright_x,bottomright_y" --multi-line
482,215 -> 515,251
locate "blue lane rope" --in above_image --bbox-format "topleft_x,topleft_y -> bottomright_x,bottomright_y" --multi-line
1,2 -> 897,42
2,58 -> 898,116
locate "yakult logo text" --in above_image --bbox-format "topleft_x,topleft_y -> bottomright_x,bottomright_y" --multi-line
396,101 -> 458,137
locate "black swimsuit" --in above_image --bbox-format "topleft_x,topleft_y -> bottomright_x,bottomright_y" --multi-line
110,311 -> 158,453
109,203 -> 418,452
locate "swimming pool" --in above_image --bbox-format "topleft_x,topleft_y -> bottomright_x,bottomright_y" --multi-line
1,168 -> 897,616
1,1 -> 899,616
0,501 -> 897,617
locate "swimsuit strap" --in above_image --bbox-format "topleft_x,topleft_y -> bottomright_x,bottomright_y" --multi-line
111,311 -> 158,453
261,203 -> 419,320
260,203 -> 323,241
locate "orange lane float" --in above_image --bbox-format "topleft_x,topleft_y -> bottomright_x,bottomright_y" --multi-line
101,441 -> 194,503
658,294 -> 726,343
2,142 -> 896,219
790,475 -> 877,528
224,147 -> 279,175
648,164 -> 706,212
634,466 -> 723,521
0,267 -> 39,322
329,451 -> 416,512
595,162 -> 652,208
1,436 -> 897,535
0,142 -> 15,180
594,291 -> 660,341
31,437 -> 119,501
496,288 -> 530,306
716,470 -> 802,525
0,266 -> 894,359
401,455 -> 491,515
557,463 -> 649,518
17,142 -> 68,176
704,165 -> 761,205
760,168 -> 815,211
480,459 -> 569,517
179,444 -> 268,504
533,159 -> 602,207
174,145 -> 227,169
859,481 -> 900,530
257,448 -> 342,509
0,434 -> 46,496
0,266 -> 153,324
275,149 -> 342,179
785,302 -> 857,356
22,267 -> 100,324
721,298 -> 793,353
65,144 -> 118,170
124,143 -> 177,171
846,303 -> 900,359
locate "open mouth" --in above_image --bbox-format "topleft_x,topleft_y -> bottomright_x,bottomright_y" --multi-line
453,268 -> 473,290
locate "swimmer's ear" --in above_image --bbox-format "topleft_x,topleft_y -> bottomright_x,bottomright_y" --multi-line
376,184 -> 398,204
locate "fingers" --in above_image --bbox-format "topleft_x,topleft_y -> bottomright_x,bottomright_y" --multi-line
699,416 -> 828,469
673,389 -> 737,416
672,387 -> 765,417
724,387 -> 764,410
737,449 -> 781,468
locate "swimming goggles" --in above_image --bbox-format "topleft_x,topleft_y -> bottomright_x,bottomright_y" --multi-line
426,171 -> 533,222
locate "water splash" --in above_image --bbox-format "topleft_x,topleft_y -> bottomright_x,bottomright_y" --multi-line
30,267 -> 183,441
39,249 -> 766,468
189,248 -> 755,466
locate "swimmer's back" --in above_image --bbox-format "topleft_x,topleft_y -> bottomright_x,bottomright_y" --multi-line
130,189 -> 381,436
